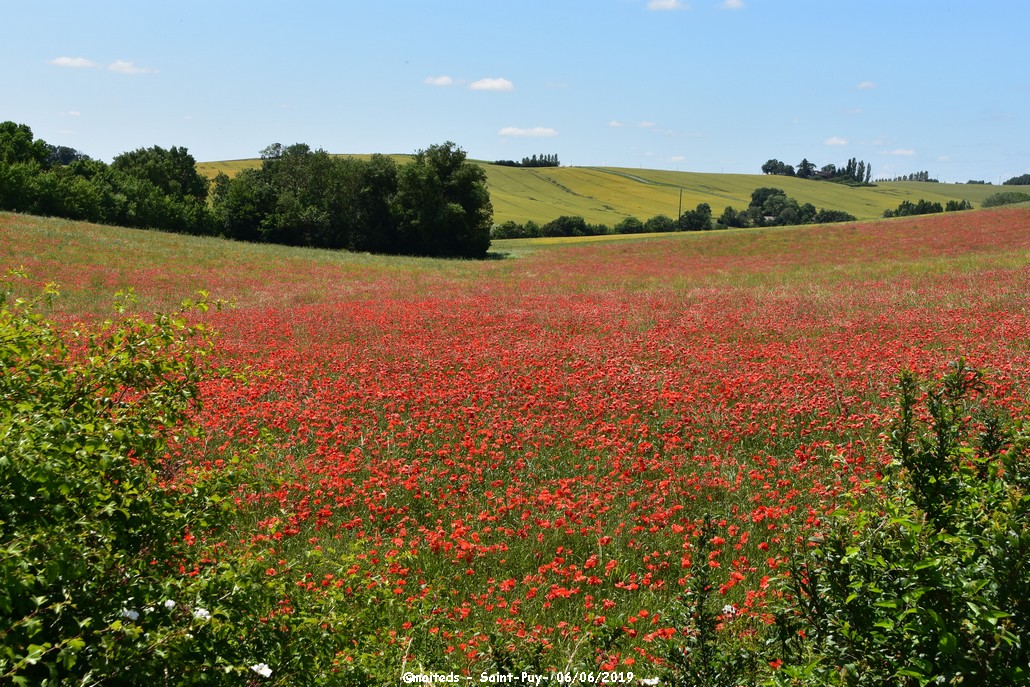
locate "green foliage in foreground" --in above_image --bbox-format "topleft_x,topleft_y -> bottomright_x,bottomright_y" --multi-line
772,360 -> 1029,686
653,361 -> 1029,686
0,273 -> 393,685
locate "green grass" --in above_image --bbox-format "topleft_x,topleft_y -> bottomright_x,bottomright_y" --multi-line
198,157 -> 1028,226
0,212 -> 512,315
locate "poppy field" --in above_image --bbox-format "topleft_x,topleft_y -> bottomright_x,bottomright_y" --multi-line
2,207 -> 1029,682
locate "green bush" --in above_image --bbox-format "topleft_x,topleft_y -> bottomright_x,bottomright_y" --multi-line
0,271 -> 392,685
773,361 -> 1029,686
982,191 -> 1030,208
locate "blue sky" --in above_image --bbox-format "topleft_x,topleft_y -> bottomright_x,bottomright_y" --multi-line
3,0 -> 1028,182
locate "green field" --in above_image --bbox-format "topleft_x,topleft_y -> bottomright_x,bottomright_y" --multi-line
197,157 -> 1026,226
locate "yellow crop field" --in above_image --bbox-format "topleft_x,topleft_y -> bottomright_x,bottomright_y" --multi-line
197,157 -> 1026,226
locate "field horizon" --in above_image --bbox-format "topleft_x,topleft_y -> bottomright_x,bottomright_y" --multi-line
196,155 -> 1030,227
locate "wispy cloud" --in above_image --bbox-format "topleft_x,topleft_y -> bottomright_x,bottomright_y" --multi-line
647,0 -> 688,10
498,126 -> 558,137
638,121 -> 657,128
49,56 -> 156,74
857,80 -> 877,89
824,136 -> 848,146
424,75 -> 454,87
107,60 -> 156,75
608,120 -> 625,128
883,148 -> 915,156
470,77 -> 514,91
49,56 -> 97,68
721,0 -> 745,9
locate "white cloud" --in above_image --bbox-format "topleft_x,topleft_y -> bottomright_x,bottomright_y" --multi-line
608,120 -> 625,127
66,110 -> 81,117
49,56 -> 156,74
498,126 -> 558,137
424,75 -> 454,87
824,136 -> 848,146
107,60 -> 156,75
670,155 -> 686,162
638,121 -> 656,128
721,0 -> 745,8
49,56 -> 97,68
883,148 -> 916,156
470,77 -> 514,91
648,0 -> 688,9
857,80 -> 877,89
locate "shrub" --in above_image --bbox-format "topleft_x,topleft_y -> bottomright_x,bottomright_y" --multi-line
644,214 -> 677,233
982,191 -> 1030,208
812,209 -> 858,224
540,215 -> 612,237
677,202 -> 713,231
614,216 -> 645,234
883,199 -> 944,218
773,360 -> 1030,686
0,272 -> 391,685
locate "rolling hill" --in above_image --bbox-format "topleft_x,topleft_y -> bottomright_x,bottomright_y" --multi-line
195,157 -> 1025,226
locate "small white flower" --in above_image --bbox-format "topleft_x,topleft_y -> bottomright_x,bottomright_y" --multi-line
722,604 -> 737,616
121,608 -> 139,621
193,607 -> 211,621
250,662 -> 273,678
640,678 -> 661,686
163,599 -> 177,610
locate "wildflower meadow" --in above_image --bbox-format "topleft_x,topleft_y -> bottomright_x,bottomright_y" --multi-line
1,206 -> 1028,684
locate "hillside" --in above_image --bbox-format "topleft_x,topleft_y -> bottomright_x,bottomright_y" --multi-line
196,157 -> 1024,226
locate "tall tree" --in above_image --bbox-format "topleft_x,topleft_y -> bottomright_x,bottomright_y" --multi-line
395,141 -> 492,258
111,145 -> 209,202
0,121 -> 51,166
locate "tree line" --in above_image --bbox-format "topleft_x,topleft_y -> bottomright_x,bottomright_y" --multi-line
883,198 -> 971,218
879,170 -> 939,183
492,153 -> 560,168
0,121 -> 493,258
212,142 -> 492,257
762,157 -> 873,184
0,121 -> 216,235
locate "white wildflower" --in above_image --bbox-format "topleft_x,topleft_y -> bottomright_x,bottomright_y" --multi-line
640,678 -> 661,686
121,608 -> 139,621
193,607 -> 211,621
250,662 -> 273,678
722,604 -> 737,616
163,599 -> 177,610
